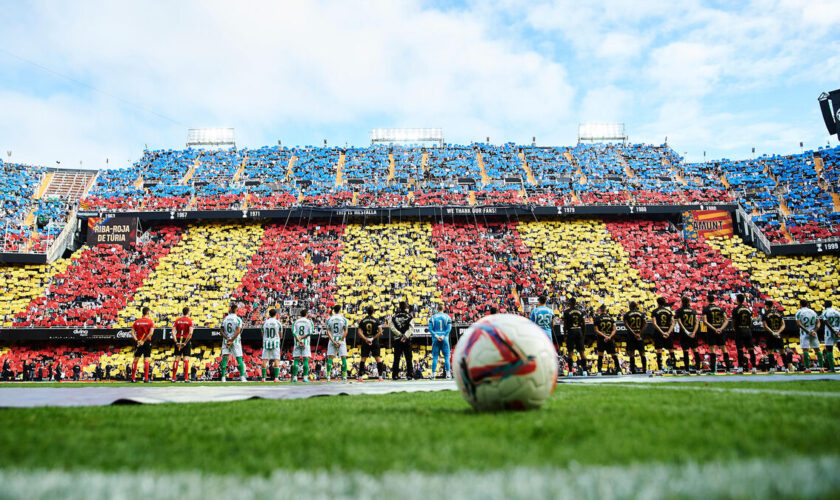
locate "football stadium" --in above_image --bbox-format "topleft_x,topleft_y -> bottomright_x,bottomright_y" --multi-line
2,2 -> 840,499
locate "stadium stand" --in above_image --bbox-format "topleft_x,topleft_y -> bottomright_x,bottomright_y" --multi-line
605,219 -> 759,310
13,226 -> 183,327
517,219 -> 658,316
337,222 -> 441,325
232,222 -> 344,325
431,221 -> 542,322
116,223 -> 263,327
0,259 -> 71,327
705,235 -> 840,312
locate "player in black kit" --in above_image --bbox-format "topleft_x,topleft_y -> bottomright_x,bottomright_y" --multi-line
731,294 -> 757,372
563,298 -> 586,375
675,296 -> 702,373
593,304 -> 620,375
702,294 -> 731,373
357,306 -> 385,381
623,301 -> 648,374
761,300 -> 788,372
390,301 -> 414,380
651,297 -> 677,374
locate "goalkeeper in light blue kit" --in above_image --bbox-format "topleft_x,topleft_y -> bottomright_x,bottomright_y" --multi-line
530,295 -> 556,339
292,309 -> 315,382
220,304 -> 247,382
428,304 -> 452,379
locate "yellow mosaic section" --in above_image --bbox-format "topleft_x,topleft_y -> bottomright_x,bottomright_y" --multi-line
118,223 -> 264,327
337,221 -> 441,325
0,256 -> 74,327
706,235 -> 840,312
518,219 -> 658,315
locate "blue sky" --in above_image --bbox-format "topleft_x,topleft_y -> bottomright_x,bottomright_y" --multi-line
1,0 -> 839,169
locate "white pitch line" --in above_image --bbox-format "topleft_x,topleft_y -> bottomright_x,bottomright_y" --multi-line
612,384 -> 840,398
0,456 -> 838,500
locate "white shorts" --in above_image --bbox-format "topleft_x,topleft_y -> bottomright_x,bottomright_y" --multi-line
262,347 -> 282,360
327,341 -> 347,357
292,345 -> 311,358
800,334 -> 820,350
222,339 -> 243,357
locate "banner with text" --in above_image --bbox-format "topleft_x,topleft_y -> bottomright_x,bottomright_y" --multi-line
86,217 -> 137,248
682,210 -> 733,241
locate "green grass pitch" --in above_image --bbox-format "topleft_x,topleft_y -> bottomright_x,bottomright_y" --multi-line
0,380 -> 838,499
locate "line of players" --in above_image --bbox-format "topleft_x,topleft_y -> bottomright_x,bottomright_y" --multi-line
127,292 -> 839,382
128,301 -> 455,383
529,293 -> 840,375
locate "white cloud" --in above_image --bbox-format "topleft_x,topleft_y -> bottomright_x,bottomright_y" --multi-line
0,0 -> 575,166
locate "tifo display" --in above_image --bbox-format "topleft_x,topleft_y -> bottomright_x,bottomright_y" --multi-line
2,217 -> 839,384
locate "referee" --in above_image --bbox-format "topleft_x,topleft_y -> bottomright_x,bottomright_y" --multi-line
390,301 -> 414,380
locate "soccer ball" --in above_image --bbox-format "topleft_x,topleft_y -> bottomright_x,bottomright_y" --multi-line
452,314 -> 558,411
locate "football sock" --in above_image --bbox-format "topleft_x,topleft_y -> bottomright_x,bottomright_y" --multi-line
220,357 -> 228,377
694,352 -> 701,371
292,359 -> 299,378
612,355 -> 620,373
326,358 -> 333,376
184,360 -> 189,379
749,351 -> 756,369
723,352 -> 731,371
597,356 -> 603,373
656,353 -> 662,371
261,367 -> 267,379
803,352 -> 811,369
131,359 -> 139,381
737,351 -> 746,369
236,357 -> 246,378
143,360 -> 149,382
272,367 -> 280,379
683,351 -> 690,369
376,362 -> 384,377
341,357 -> 347,377
828,351 -> 835,371
303,358 -> 310,377
640,353 -> 647,372
172,360 -> 179,381
815,351 -> 824,369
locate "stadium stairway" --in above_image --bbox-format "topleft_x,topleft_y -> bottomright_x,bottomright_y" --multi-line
337,221 -> 441,325
117,223 -> 263,327
388,152 -> 396,181
476,151 -> 491,184
33,172 -> 53,199
336,152 -> 345,186
181,161 -> 197,185
519,152 -> 537,185
286,154 -> 296,182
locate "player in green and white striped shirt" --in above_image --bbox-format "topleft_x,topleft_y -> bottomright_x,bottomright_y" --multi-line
326,304 -> 349,381
820,301 -> 839,372
261,309 -> 284,382
795,299 -> 823,372
220,304 -> 247,382
292,309 -> 315,382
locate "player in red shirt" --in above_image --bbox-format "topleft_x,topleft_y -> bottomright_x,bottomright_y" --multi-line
172,306 -> 194,382
131,306 -> 155,383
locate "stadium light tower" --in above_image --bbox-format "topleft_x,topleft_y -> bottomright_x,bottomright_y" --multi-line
370,128 -> 444,146
578,123 -> 627,144
186,128 -> 235,149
